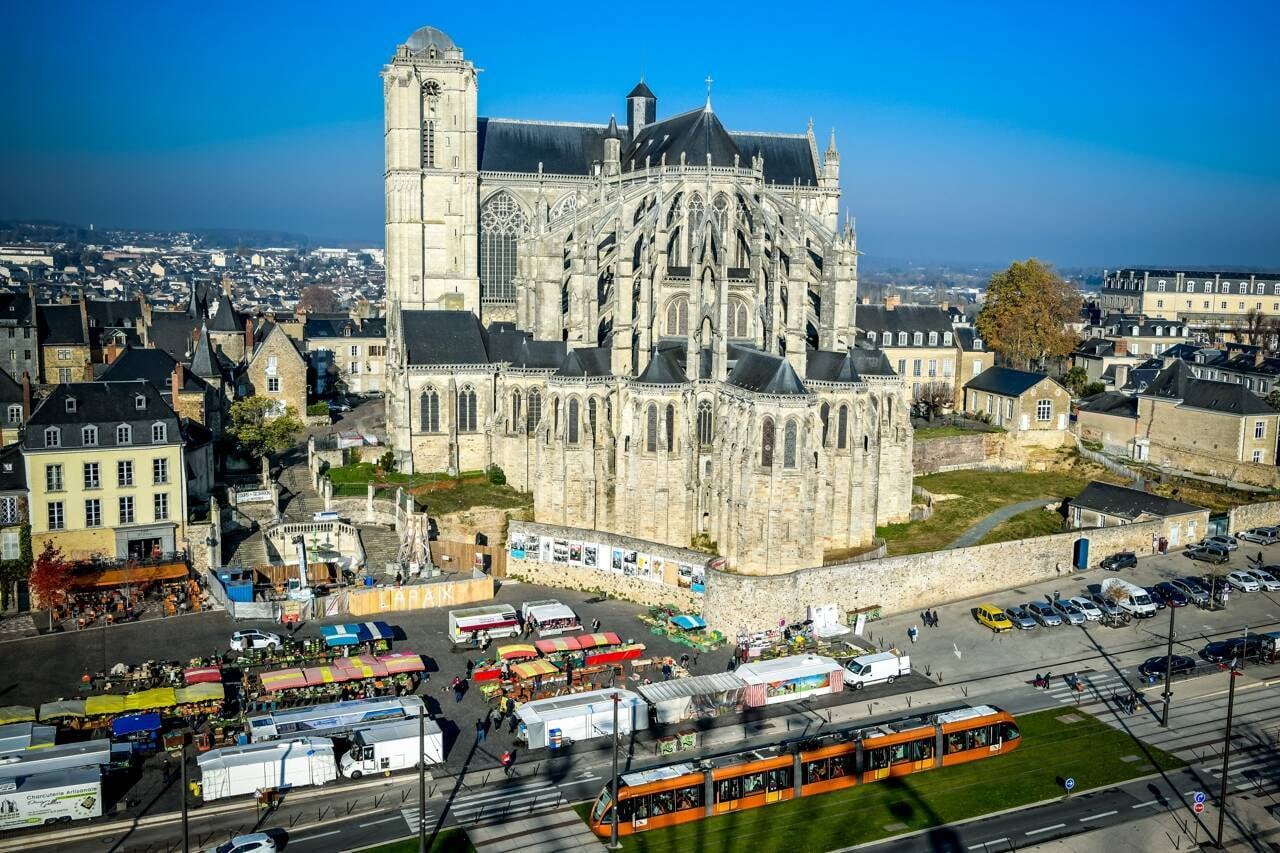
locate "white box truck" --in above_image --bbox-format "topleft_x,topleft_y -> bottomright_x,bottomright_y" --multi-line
0,767 -> 103,830
197,738 -> 337,801
517,688 -> 647,749
447,604 -> 520,646
1101,577 -> 1157,619
843,651 -> 910,689
520,600 -> 582,637
338,719 -> 444,778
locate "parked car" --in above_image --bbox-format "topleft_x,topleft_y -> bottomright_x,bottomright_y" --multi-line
1090,593 -> 1124,616
1201,535 -> 1239,551
1186,545 -> 1230,564
213,834 -> 279,853
229,630 -> 282,652
1226,571 -> 1261,592
1050,599 -> 1087,626
1153,582 -> 1189,607
1201,635 -> 1266,663
1100,551 -> 1138,571
1068,596 -> 1103,621
973,603 -> 1014,633
1027,600 -> 1063,627
327,400 -> 352,413
1237,527 -> 1280,545
1172,577 -> 1211,606
1137,654 -> 1196,679
1242,568 -> 1280,592
1004,606 -> 1038,630
1144,587 -> 1167,610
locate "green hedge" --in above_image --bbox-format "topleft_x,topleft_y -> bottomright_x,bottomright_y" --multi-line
306,403 -> 330,416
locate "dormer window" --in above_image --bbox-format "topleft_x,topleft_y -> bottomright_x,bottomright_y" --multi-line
928,331 -> 938,346
65,398 -> 77,413
44,427 -> 60,448
82,425 -> 97,446
867,331 -> 878,344
134,394 -> 146,410
1155,326 -> 1163,336
1131,326 -> 1140,336
116,424 -> 132,445
913,332 -> 923,346
151,422 -> 167,443
943,332 -> 952,346
897,332 -> 907,346
974,338 -> 984,351
6,405 -> 20,424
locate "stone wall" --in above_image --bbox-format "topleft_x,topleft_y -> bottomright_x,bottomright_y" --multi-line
1227,500 -> 1280,534
506,520 -> 707,610
1145,444 -> 1280,490
700,509 -> 1214,634
913,434 -> 986,473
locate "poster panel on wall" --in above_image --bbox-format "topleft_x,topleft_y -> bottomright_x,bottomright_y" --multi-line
509,534 -> 527,560
568,541 -> 583,565
539,537 -> 554,562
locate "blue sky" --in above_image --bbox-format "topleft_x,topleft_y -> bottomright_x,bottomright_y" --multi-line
2,1 -> 1278,267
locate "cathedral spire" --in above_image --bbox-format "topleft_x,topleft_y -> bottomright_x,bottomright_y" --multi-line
704,75 -> 713,112
826,127 -> 839,159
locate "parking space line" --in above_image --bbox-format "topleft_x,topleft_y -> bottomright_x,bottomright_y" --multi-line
292,830 -> 341,843
1079,810 -> 1118,822
1025,823 -> 1066,835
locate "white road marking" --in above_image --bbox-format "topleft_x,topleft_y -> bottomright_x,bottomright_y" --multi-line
1131,800 -> 1160,809
1025,823 -> 1066,836
968,839 -> 1009,850
1080,810 -> 1118,822
359,816 -> 402,827
292,830 -> 341,843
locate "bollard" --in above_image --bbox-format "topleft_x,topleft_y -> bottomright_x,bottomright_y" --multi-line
961,685 -> 969,697
289,813 -> 302,827
906,696 -> 912,707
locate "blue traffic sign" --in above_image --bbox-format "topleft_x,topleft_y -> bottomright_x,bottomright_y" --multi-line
1194,791 -> 1206,805
1064,777 -> 1075,791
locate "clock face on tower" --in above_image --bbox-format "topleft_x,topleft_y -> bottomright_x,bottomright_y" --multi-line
423,80 -> 442,97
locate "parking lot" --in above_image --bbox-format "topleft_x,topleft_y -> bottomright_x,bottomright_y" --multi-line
872,538 -> 1280,687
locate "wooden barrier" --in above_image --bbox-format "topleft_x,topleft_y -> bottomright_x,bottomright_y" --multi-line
343,573 -> 495,616
429,540 -> 507,578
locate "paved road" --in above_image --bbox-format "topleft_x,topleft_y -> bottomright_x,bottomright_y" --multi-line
947,498 -> 1054,549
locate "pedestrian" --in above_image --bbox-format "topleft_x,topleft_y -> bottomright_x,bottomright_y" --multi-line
452,677 -> 464,703
920,610 -> 929,627
1043,670 -> 1052,690
395,571 -> 403,588
500,750 -> 515,777
475,719 -> 486,742
501,660 -> 510,679
693,652 -> 700,667
1034,672 -> 1043,689
466,659 -> 475,678
932,610 -> 940,628
592,618 -> 601,632
662,662 -> 673,681
679,653 -> 690,668
489,706 -> 502,730
908,626 -> 918,644
726,656 -> 736,672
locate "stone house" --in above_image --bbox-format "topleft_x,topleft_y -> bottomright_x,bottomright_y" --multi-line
303,315 -> 388,395
963,367 -> 1069,432
855,301 -> 971,405
1075,391 -> 1138,454
0,368 -> 26,446
245,322 -> 308,419
36,303 -> 92,384
0,289 -> 39,386
1069,480 -> 1205,547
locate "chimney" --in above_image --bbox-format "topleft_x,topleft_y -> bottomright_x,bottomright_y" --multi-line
859,296 -> 870,305
1114,339 -> 1128,356
1113,364 -> 1129,388
21,372 -> 31,421
1255,348 -> 1266,367
171,361 -> 184,403
26,283 -> 36,325
883,295 -> 900,311
78,288 -> 89,344
244,317 -> 254,356
222,276 -> 232,297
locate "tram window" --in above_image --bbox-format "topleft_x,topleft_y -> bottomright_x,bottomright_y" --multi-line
716,777 -> 743,802
890,743 -> 910,764
944,733 -> 965,754
828,755 -> 851,778
768,766 -> 794,790
741,772 -> 766,795
616,796 -> 637,821
651,791 -> 675,815
865,747 -> 891,770
592,792 -> 611,822
674,785 -> 703,811
967,727 -> 990,750
916,739 -> 935,761
1002,722 -> 1021,741
803,760 -> 826,783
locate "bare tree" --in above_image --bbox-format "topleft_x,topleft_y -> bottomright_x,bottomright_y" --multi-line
918,381 -> 955,419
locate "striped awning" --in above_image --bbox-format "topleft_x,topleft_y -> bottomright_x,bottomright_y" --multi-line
497,644 -> 539,661
321,621 -> 395,647
577,632 -> 621,649
510,659 -> 559,680
535,636 -> 583,654
259,668 -> 308,692
183,666 -> 222,685
378,652 -> 426,674
669,615 -> 706,631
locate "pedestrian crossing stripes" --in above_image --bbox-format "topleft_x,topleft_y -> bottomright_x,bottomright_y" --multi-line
1031,669 -> 1133,704
447,778 -> 567,822
398,807 -> 435,832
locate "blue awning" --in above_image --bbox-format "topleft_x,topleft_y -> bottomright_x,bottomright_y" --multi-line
112,712 -> 162,736
669,615 -> 706,631
322,621 -> 394,647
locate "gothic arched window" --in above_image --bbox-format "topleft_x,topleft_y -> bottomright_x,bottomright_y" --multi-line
820,403 -> 830,446
712,193 -> 730,234
511,389 -> 522,431
783,419 -> 798,469
420,388 -> 439,433
479,192 -> 528,304
553,397 -> 560,434
646,404 -> 658,452
422,119 -> 436,169
697,400 -> 713,446
588,397 -> 598,440
526,388 -> 542,433
687,194 -> 706,259
729,300 -> 750,338
568,398 -> 580,444
666,298 -> 689,336
457,386 -> 477,433
665,404 -> 675,452
761,417 -> 775,467
837,405 -> 849,449
550,193 -> 577,222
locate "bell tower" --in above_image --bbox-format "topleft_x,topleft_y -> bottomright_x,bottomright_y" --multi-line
382,26 -> 479,313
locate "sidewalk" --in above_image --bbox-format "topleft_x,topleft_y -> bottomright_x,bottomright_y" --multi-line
1023,796 -> 1280,852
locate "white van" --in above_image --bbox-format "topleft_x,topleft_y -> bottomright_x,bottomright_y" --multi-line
338,719 -> 444,778
1101,577 -> 1157,619
843,651 -> 910,689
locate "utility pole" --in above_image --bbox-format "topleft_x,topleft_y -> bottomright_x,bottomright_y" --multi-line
1215,658 -> 1241,849
607,692 -> 621,850
1160,603 -> 1175,727
180,735 -> 190,853
418,711 -> 427,853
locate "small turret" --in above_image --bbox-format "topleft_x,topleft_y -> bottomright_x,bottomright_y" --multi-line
824,128 -> 840,182
603,115 -> 621,176
626,80 -> 656,138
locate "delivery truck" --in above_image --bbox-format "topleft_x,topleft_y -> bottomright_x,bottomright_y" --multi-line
843,650 -> 911,689
0,766 -> 103,830
516,688 -> 647,749
338,718 -> 444,778
197,738 -> 337,801
447,604 -> 520,646
1101,577 -> 1157,619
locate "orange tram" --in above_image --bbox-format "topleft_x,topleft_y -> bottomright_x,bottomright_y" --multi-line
588,704 -> 1020,838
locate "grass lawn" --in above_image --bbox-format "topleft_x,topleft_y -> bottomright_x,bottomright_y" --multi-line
914,424 -> 1000,439
356,828 -> 474,853
327,463 -> 533,515
414,482 -> 533,515
880,469 -> 1091,555
978,505 -> 1066,545
579,708 -> 1184,853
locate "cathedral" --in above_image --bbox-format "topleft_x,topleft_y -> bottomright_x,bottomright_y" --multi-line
381,26 -> 913,575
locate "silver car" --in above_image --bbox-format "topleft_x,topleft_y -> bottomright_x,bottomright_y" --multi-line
1027,600 -> 1063,627
1089,593 -> 1123,617
1004,606 -> 1038,630
1050,599 -> 1087,626
1237,527 -> 1279,545
1202,535 -> 1239,551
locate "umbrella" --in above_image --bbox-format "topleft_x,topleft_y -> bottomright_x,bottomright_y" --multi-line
535,637 -> 583,654
259,668 -> 309,692
0,705 -> 36,725
379,653 -> 426,674
577,632 -> 621,649
183,666 -> 222,685
496,644 -> 538,662
510,659 -> 559,680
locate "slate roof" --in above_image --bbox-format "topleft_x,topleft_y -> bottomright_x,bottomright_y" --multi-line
87,299 -> 141,328
729,132 -> 818,185
856,305 -> 955,344
401,311 -> 490,365
0,293 -> 34,326
486,323 -> 566,369
554,347 -> 612,378
805,347 -> 895,383
304,317 -> 388,339
1140,361 -> 1277,416
963,366 -> 1057,397
37,305 -> 85,345
189,326 -> 222,379
24,380 -> 180,451
635,349 -> 688,385
1077,391 -> 1137,418
99,346 -> 208,395
1073,480 -> 1203,520
207,292 -> 243,333
625,107 -> 742,172
148,311 -> 202,362
627,81 -> 656,99
478,118 -> 621,177
0,367 -> 21,404
1074,339 -> 1115,358
0,443 -> 25,493
726,350 -> 807,395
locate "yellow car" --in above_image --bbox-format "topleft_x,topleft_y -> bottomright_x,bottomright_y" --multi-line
973,603 -> 1014,633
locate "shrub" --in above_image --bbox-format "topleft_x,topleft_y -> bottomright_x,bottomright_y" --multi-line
378,450 -> 397,474
487,464 -> 507,486
306,403 -> 330,416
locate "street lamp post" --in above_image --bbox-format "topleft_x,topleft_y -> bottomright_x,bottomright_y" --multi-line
607,692 -> 621,850
180,735 -> 190,853
1215,658 -> 1241,849
418,711 -> 427,853
1160,603 -> 1175,727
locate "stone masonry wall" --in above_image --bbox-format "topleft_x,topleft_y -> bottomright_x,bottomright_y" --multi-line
700,508 -> 1227,634
1228,500 -> 1280,534
912,434 -> 986,473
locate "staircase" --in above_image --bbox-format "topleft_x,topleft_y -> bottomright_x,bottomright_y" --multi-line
278,464 -> 325,521
223,527 -> 270,568
358,525 -> 401,574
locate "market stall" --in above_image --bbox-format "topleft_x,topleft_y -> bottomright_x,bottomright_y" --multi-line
734,654 -> 844,707
637,672 -> 749,723
521,600 -> 582,637
251,652 -> 425,708
41,683 -> 225,728
0,706 -> 36,725
183,666 -> 223,686
320,622 -> 395,654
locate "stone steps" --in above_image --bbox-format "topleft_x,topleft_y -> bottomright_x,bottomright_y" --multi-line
359,526 -> 401,575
